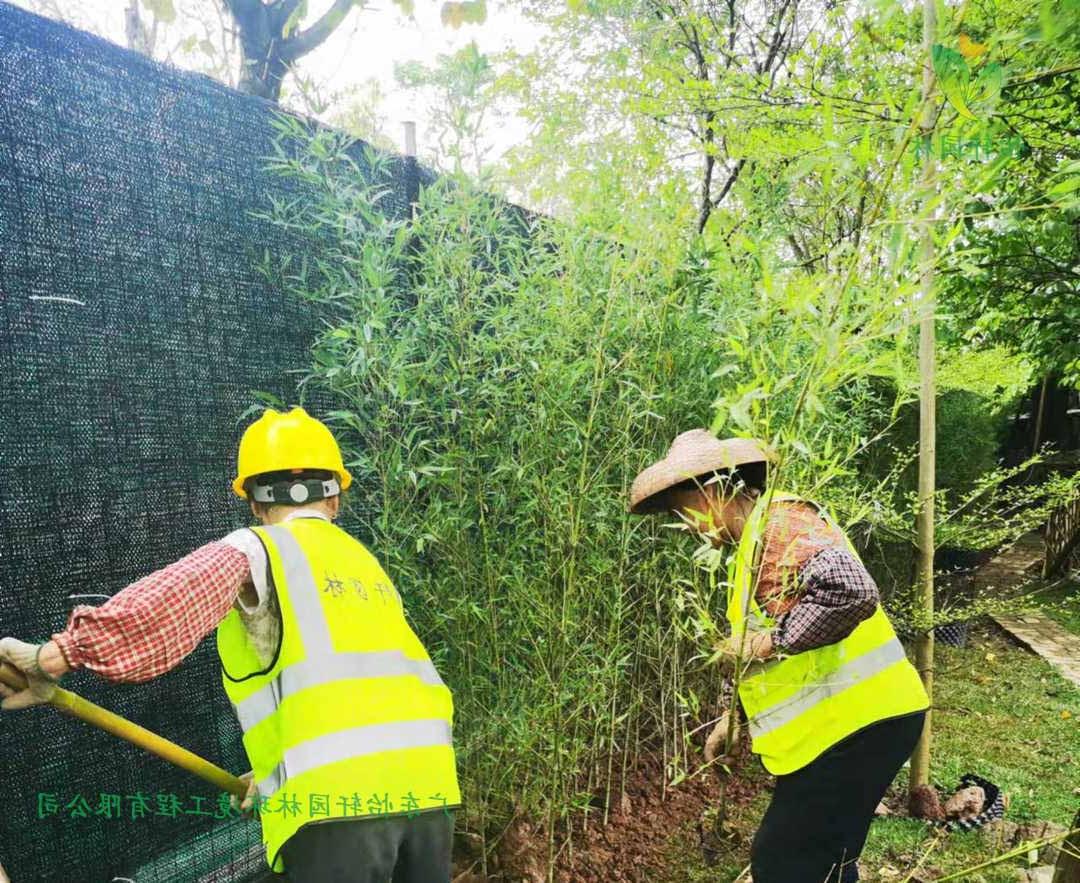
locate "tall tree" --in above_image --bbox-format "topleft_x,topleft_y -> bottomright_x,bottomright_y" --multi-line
222,0 -> 359,101
909,0 -> 937,796
223,0 -> 489,103
506,0 -> 917,248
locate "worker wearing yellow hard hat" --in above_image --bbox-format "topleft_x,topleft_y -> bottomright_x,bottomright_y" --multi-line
232,406 -> 354,499
0,406 -> 461,882
629,429 -> 928,883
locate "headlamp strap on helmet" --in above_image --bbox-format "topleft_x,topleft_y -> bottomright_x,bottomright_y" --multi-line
251,477 -> 341,505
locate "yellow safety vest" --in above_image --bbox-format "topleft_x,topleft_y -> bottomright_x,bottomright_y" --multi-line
216,517 -> 461,873
726,492 -> 929,776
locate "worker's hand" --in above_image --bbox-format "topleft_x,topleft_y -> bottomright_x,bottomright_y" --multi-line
746,631 -> 774,660
714,630 -> 774,671
704,709 -> 743,768
231,771 -> 257,816
0,637 -> 61,710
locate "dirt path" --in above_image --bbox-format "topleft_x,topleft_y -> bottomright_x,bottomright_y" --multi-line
993,611 -> 1080,687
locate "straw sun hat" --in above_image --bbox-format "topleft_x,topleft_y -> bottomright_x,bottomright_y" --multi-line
628,430 -> 775,515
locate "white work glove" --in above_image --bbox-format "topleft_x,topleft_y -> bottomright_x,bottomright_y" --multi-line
0,637 -> 60,710
230,771 -> 257,816
704,709 -> 743,768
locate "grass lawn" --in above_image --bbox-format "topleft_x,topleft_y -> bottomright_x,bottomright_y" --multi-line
658,625 -> 1080,882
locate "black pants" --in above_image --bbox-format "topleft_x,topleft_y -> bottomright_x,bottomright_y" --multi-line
750,711 -> 926,883
280,810 -> 454,882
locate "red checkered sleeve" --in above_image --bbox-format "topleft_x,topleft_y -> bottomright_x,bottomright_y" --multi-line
772,548 -> 879,654
51,541 -> 250,683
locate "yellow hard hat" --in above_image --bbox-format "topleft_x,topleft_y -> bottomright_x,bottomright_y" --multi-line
232,406 -> 353,499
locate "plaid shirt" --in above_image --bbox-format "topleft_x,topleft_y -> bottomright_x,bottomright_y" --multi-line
51,509 -> 334,682
772,547 -> 879,654
754,501 -> 879,655
51,541 -> 251,682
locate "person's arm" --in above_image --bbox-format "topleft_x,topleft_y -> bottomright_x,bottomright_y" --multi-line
47,540 -> 251,683
771,547 -> 879,655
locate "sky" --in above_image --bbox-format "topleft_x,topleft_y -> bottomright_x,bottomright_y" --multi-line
293,0 -> 546,159
11,0 -> 546,164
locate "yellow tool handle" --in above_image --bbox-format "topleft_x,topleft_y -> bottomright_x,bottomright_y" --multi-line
0,661 -> 249,799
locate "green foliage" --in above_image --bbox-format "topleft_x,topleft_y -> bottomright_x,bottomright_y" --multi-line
865,389 -> 1012,507
935,347 -> 1035,407
936,391 -> 1005,495
261,116 -> 737,861
690,227 -> 1080,634
506,0 -> 1080,389
933,1 -> 1080,385
942,204 -> 1080,386
865,344 -> 1036,513
255,0 -> 1080,873
395,41 -> 499,176
931,43 -> 1005,122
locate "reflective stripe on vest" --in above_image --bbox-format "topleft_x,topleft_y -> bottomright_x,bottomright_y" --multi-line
746,638 -> 907,738
269,524 -> 332,649
258,763 -> 283,802
726,492 -> 929,775
235,651 -> 446,732
282,718 -> 452,782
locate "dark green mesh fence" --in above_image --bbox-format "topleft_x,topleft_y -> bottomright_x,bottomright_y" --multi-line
0,3 -> 428,880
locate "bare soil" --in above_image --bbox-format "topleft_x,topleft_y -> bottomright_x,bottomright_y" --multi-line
455,726 -> 772,883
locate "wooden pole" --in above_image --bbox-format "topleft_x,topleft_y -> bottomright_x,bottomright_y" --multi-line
1032,373 -> 1051,457
1054,809 -> 1080,883
403,120 -> 419,214
909,0 -> 938,794
0,662 -> 248,798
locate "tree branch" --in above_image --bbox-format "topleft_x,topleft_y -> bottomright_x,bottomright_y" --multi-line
274,0 -> 304,32
284,0 -> 357,61
711,157 -> 746,207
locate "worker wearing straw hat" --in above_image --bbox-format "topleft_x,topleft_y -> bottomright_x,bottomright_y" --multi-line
0,407 -> 460,882
630,429 -> 929,883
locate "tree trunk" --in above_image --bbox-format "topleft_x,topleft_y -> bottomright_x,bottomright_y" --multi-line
1054,808 -> 1080,883
124,0 -> 155,56
909,0 -> 938,795
1032,372 -> 1051,456
238,49 -> 290,102
224,0 -> 357,103
230,2 -> 290,101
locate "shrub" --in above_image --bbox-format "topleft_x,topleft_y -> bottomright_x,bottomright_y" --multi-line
259,117 -> 735,867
